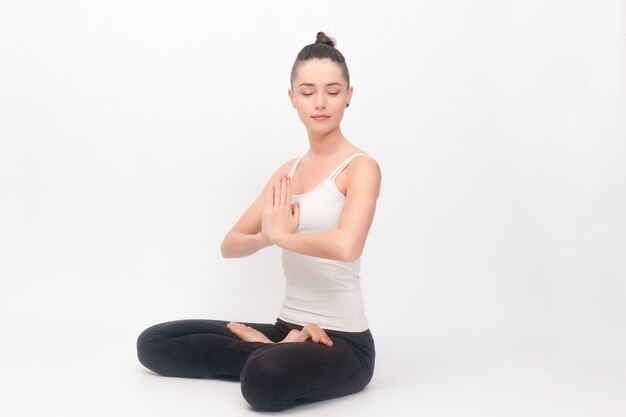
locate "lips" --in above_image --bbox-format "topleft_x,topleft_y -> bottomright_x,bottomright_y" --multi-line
311,115 -> 330,120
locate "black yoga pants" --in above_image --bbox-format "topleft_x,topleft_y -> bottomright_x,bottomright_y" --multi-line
136,317 -> 376,411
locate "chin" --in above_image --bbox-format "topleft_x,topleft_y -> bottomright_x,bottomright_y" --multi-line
307,123 -> 338,133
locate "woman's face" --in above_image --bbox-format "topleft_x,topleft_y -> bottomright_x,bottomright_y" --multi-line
288,58 -> 353,134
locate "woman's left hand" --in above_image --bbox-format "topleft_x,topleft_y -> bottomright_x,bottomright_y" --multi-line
262,173 -> 300,243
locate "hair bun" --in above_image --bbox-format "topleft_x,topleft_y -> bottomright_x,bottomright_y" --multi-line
315,31 -> 336,48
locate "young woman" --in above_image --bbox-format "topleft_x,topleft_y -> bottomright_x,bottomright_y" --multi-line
136,31 -> 382,411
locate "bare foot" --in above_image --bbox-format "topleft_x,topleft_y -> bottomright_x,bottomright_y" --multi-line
278,323 -> 333,347
228,321 -> 333,347
301,323 -> 334,347
226,322 -> 273,344
278,329 -> 304,343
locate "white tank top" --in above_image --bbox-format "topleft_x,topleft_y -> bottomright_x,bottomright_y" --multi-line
277,152 -> 371,332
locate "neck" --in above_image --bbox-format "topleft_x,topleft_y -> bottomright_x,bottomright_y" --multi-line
305,126 -> 348,161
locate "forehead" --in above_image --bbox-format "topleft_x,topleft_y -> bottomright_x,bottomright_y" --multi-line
295,58 -> 344,86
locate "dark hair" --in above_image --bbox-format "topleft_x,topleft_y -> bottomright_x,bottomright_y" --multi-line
290,31 -> 350,90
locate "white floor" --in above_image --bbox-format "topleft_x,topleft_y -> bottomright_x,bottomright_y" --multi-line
3,322 -> 625,417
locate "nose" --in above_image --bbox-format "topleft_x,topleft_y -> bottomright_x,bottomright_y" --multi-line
315,94 -> 326,110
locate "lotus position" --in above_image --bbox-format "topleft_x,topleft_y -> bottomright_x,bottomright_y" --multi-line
137,31 -> 381,411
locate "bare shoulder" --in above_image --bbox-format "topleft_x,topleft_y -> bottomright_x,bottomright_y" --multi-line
273,156 -> 300,180
262,156 -> 300,192
351,153 -> 380,172
346,154 -> 382,197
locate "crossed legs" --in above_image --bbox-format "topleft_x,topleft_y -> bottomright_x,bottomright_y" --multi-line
137,318 -> 373,411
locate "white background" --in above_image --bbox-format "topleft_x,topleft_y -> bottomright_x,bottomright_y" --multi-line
1,1 -> 624,416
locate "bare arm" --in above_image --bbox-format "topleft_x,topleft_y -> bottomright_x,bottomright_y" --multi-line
220,159 -> 297,258
270,156 -> 381,262
220,231 -> 271,258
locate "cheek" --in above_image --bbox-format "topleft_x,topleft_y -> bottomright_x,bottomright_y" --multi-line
331,100 -> 346,111
293,98 -> 306,110
295,106 -> 309,120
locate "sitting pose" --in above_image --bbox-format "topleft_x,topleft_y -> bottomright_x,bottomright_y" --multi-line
136,31 -> 382,411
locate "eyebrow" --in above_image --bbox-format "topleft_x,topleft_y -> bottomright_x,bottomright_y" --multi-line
298,82 -> 343,87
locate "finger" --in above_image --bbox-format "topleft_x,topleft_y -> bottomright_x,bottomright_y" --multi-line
267,182 -> 275,206
269,176 -> 280,205
279,173 -> 287,208
274,174 -> 285,208
273,177 -> 281,207
286,175 -> 292,207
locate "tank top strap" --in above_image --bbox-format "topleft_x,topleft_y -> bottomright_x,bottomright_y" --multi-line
328,153 -> 370,180
288,156 -> 303,178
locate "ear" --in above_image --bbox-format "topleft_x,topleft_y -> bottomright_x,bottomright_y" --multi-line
288,88 -> 295,108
